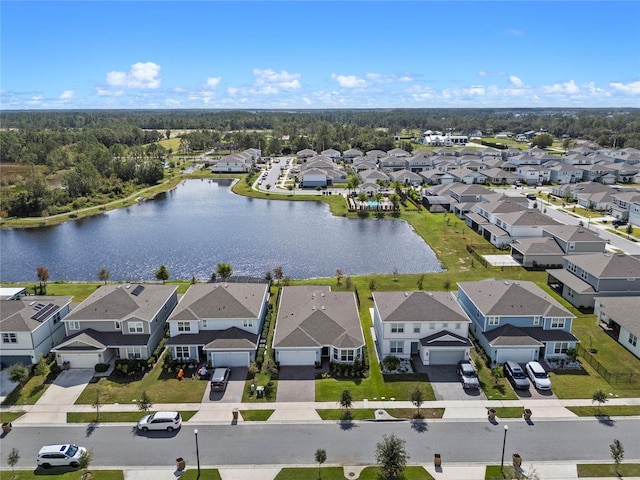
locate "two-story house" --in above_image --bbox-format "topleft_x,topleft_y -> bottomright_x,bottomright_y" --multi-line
457,279 -> 577,364
166,282 -> 270,367
547,253 -> 640,309
272,286 -> 364,366
594,296 -> 640,360
372,291 -> 472,365
52,284 -> 178,368
1,296 -> 72,367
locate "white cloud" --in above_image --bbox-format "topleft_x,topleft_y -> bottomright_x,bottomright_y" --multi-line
59,90 -> 75,101
542,80 -> 580,94
253,68 -> 301,90
609,81 -> 640,95
96,87 -> 123,97
509,76 -> 523,88
506,28 -> 524,36
206,77 -> 222,89
27,95 -> 43,105
301,96 -> 312,105
106,62 -> 161,89
331,73 -> 367,88
365,73 -> 414,84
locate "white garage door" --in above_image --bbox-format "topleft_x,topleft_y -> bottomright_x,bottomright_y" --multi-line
495,349 -> 537,364
211,352 -> 249,368
59,353 -> 100,369
429,349 -> 466,365
278,350 -> 317,366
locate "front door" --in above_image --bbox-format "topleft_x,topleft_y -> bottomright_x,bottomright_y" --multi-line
411,342 -> 419,355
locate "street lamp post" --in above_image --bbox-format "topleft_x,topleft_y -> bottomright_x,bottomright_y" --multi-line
501,424 -> 509,473
194,428 -> 201,480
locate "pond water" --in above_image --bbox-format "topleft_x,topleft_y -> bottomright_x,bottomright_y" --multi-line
0,180 -> 443,282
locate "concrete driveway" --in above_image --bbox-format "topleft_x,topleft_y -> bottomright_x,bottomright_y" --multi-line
424,365 -> 487,401
207,367 -> 247,403
276,366 -> 316,402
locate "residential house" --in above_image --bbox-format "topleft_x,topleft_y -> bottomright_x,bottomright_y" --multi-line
372,291 -> 472,365
272,286 -> 364,366
548,163 -> 583,184
388,169 -> 423,186
296,149 -> 318,163
365,150 -> 388,161
547,253 -> 640,309
343,149 -> 364,164
594,296 -> 640,360
212,153 -> 252,173
321,149 -> 341,162
1,296 -> 72,367
610,191 -> 640,221
166,282 -> 270,367
52,284 -> 178,368
480,168 -> 520,185
379,156 -> 408,172
577,163 -> 617,184
457,279 -> 578,364
516,165 -> 551,185
299,157 -> 347,187
447,167 -> 486,185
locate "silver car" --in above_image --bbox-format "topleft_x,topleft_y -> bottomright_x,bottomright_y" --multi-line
456,360 -> 480,390
37,444 -> 86,469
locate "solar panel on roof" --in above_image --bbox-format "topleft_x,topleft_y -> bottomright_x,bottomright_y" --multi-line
131,285 -> 145,296
31,303 -> 59,322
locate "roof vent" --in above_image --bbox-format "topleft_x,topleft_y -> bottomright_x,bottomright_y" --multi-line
224,283 -> 229,287
404,292 -> 409,297
504,281 -> 510,285
312,306 -> 315,310
125,284 -> 131,289
321,293 -> 325,297
321,305 -> 325,310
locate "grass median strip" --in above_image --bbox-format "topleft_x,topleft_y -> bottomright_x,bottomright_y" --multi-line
577,464 -> 640,477
275,467 -> 346,480
239,409 -> 274,421
67,410 -> 197,423
566,405 -> 640,417
0,411 -> 25,423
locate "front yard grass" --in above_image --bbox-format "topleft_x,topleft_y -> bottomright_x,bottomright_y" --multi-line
470,350 -> 518,401
66,410 -> 197,423
75,351 -> 207,404
239,409 -> 274,421
0,411 -> 24,423
359,466 -> 433,480
274,467 -> 347,480
577,464 -> 640,477
385,407 -> 444,419
492,407 -> 526,418
0,471 -> 124,480
567,405 -> 640,417
176,469 -> 222,480
315,373 -> 432,402
316,408 -> 377,420
242,373 -> 278,403
1,372 -> 56,406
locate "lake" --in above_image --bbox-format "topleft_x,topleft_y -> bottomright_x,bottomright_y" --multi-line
0,180 -> 443,282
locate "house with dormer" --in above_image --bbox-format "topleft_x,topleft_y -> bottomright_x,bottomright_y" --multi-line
166,282 -> 270,367
52,284 -> 178,368
272,286 -> 364,366
372,291 -> 472,365
457,279 -> 577,364
1,296 -> 72,367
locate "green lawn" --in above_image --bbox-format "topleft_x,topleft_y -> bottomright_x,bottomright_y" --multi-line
175,469 -> 222,480
242,375 -> 278,403
67,410 -> 197,423
0,411 -> 25,423
567,405 -> 640,417
275,467 -> 346,480
316,409 -> 377,420
470,350 -> 518,401
385,408 -> 444,419
0,471 -> 123,480
239,409 -> 274,421
358,466 -> 433,480
75,351 -> 207,404
485,465 -> 521,479
1,373 -> 56,406
492,407 -> 526,419
577,464 -> 640,477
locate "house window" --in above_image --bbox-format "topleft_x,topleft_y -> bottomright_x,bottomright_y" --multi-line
340,349 -> 355,362
332,348 -> 338,360
553,342 -> 569,355
455,323 -> 461,330
243,319 -> 254,328
429,323 -> 435,330
202,320 -> 208,328
177,322 -> 191,332
128,322 -> 144,333
413,323 -> 421,334
390,323 -> 404,333
69,321 -> 81,331
175,346 -> 190,359
442,322 -> 449,328
390,341 -> 404,354
533,316 -> 541,326
2,333 -> 17,343
551,319 -> 566,329
488,317 -> 499,326
126,347 -> 142,359
114,321 -> 120,330
630,334 -> 638,347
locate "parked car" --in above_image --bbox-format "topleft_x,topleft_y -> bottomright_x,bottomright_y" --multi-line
525,361 -> 552,390
210,367 -> 231,392
37,444 -> 86,469
504,360 -> 531,390
612,219 -> 628,226
456,360 -> 480,389
526,193 -> 537,200
137,411 -> 182,432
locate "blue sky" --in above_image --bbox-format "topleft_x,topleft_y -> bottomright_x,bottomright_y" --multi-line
1,1 -> 639,109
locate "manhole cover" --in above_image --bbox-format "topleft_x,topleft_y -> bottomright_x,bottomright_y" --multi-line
349,473 -> 355,477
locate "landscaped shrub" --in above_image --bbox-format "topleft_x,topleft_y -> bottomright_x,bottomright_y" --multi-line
94,363 -> 109,373
382,355 -> 401,372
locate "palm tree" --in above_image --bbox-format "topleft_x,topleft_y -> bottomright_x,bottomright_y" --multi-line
339,389 -> 353,418
592,389 -> 608,414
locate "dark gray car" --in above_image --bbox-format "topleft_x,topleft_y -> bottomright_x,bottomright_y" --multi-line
456,360 -> 480,389
504,360 -> 530,390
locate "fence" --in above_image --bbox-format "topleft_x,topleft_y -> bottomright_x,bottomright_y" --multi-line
576,343 -> 640,387
466,244 -> 521,270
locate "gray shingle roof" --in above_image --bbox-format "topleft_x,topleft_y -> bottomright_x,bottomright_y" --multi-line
1,296 -> 72,332
53,328 -> 150,351
373,291 -> 470,324
167,327 -> 258,350
565,253 -> 640,278
596,296 -> 640,336
168,283 -> 267,321
273,286 -> 364,349
419,330 -> 472,347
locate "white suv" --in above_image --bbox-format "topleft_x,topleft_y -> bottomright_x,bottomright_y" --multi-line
37,444 -> 86,469
526,361 -> 552,390
137,411 -> 182,432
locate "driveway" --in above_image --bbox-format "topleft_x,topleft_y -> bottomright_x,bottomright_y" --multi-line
423,365 -> 487,401
276,366 -> 316,402
207,367 -> 246,403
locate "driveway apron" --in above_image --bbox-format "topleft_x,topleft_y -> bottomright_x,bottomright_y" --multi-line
276,366 -> 316,402
206,367 -> 247,403
424,365 -> 487,401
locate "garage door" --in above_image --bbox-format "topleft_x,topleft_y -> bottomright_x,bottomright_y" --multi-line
495,349 -> 537,364
59,353 -> 100,369
278,350 -> 317,366
211,352 -> 249,368
429,349 -> 466,365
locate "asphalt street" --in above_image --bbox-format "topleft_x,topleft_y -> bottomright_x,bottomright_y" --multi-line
2,418 -> 639,470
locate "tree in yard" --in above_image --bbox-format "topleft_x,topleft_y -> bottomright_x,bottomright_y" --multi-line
339,389 -> 353,418
491,365 -> 504,386
7,447 -> 19,478
78,448 -> 94,480
264,271 -> 272,282
610,439 -> 624,473
36,266 -> 49,294
344,276 -> 352,290
34,354 -> 51,382
314,448 -> 327,479
411,387 -> 424,418
92,389 -> 102,422
273,266 -> 284,284
369,278 -> 377,292
210,272 -> 217,283
443,279 -> 451,291
392,268 -> 399,281
336,269 -> 343,286
8,363 -> 29,388
137,390 -> 153,412
155,265 -> 169,284
531,133 -> 554,149
97,268 -> 110,285
416,274 -> 424,291
375,434 -> 408,480
217,262 -> 233,281
592,389 -> 608,414
626,224 -> 634,238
